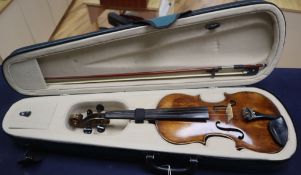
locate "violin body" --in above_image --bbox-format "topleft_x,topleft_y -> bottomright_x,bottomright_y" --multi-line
156,92 -> 286,153
68,91 -> 288,154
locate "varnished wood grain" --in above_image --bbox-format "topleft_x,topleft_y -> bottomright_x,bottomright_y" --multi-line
156,92 -> 283,153
101,0 -> 148,11
50,0 -> 99,41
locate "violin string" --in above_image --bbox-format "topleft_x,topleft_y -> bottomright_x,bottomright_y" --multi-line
81,107 -> 248,119
82,113 -> 241,117
83,109 -> 244,115
110,108 -> 242,113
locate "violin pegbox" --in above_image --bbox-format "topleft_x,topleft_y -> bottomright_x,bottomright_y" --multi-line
68,104 -> 110,134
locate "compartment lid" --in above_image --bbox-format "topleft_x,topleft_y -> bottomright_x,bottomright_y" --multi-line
3,1 -> 286,96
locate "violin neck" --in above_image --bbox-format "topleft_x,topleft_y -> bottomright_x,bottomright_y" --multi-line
104,107 -> 210,121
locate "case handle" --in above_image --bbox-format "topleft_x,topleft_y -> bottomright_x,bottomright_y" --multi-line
145,154 -> 198,174
141,14 -> 180,29
107,11 -> 192,29
138,11 -> 192,29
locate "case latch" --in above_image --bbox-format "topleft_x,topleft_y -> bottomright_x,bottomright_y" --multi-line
18,145 -> 45,167
145,153 -> 198,174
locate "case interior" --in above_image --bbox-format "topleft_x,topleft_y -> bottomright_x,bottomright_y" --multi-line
3,3 -> 285,96
2,87 -> 297,161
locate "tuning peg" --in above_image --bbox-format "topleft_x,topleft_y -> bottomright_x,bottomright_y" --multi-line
83,127 -> 92,134
96,104 -> 105,113
87,109 -> 93,116
96,125 -> 105,133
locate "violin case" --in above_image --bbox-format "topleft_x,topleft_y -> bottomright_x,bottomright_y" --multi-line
2,0 -> 297,174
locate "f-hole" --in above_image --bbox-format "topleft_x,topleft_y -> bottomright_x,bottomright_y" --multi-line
215,121 -> 244,140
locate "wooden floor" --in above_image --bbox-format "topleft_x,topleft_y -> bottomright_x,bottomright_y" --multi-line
51,0 -> 301,41
268,0 -> 301,13
0,0 -> 12,14
50,0 -> 99,40
50,0 -> 238,40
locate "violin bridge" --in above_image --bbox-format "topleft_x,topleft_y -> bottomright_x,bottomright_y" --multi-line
226,103 -> 234,122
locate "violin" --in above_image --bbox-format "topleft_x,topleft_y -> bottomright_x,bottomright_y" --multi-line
69,91 -> 288,153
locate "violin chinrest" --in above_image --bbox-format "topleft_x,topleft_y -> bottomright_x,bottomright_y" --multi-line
269,117 -> 288,147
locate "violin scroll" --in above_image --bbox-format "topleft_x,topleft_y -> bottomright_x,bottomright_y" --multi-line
69,104 -> 110,134
69,113 -> 84,127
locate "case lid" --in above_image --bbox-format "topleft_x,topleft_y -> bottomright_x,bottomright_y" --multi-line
3,1 -> 286,96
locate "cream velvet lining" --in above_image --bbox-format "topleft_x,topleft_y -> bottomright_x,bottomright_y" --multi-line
38,13 -> 272,77
3,4 -> 285,96
2,87 -> 296,161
